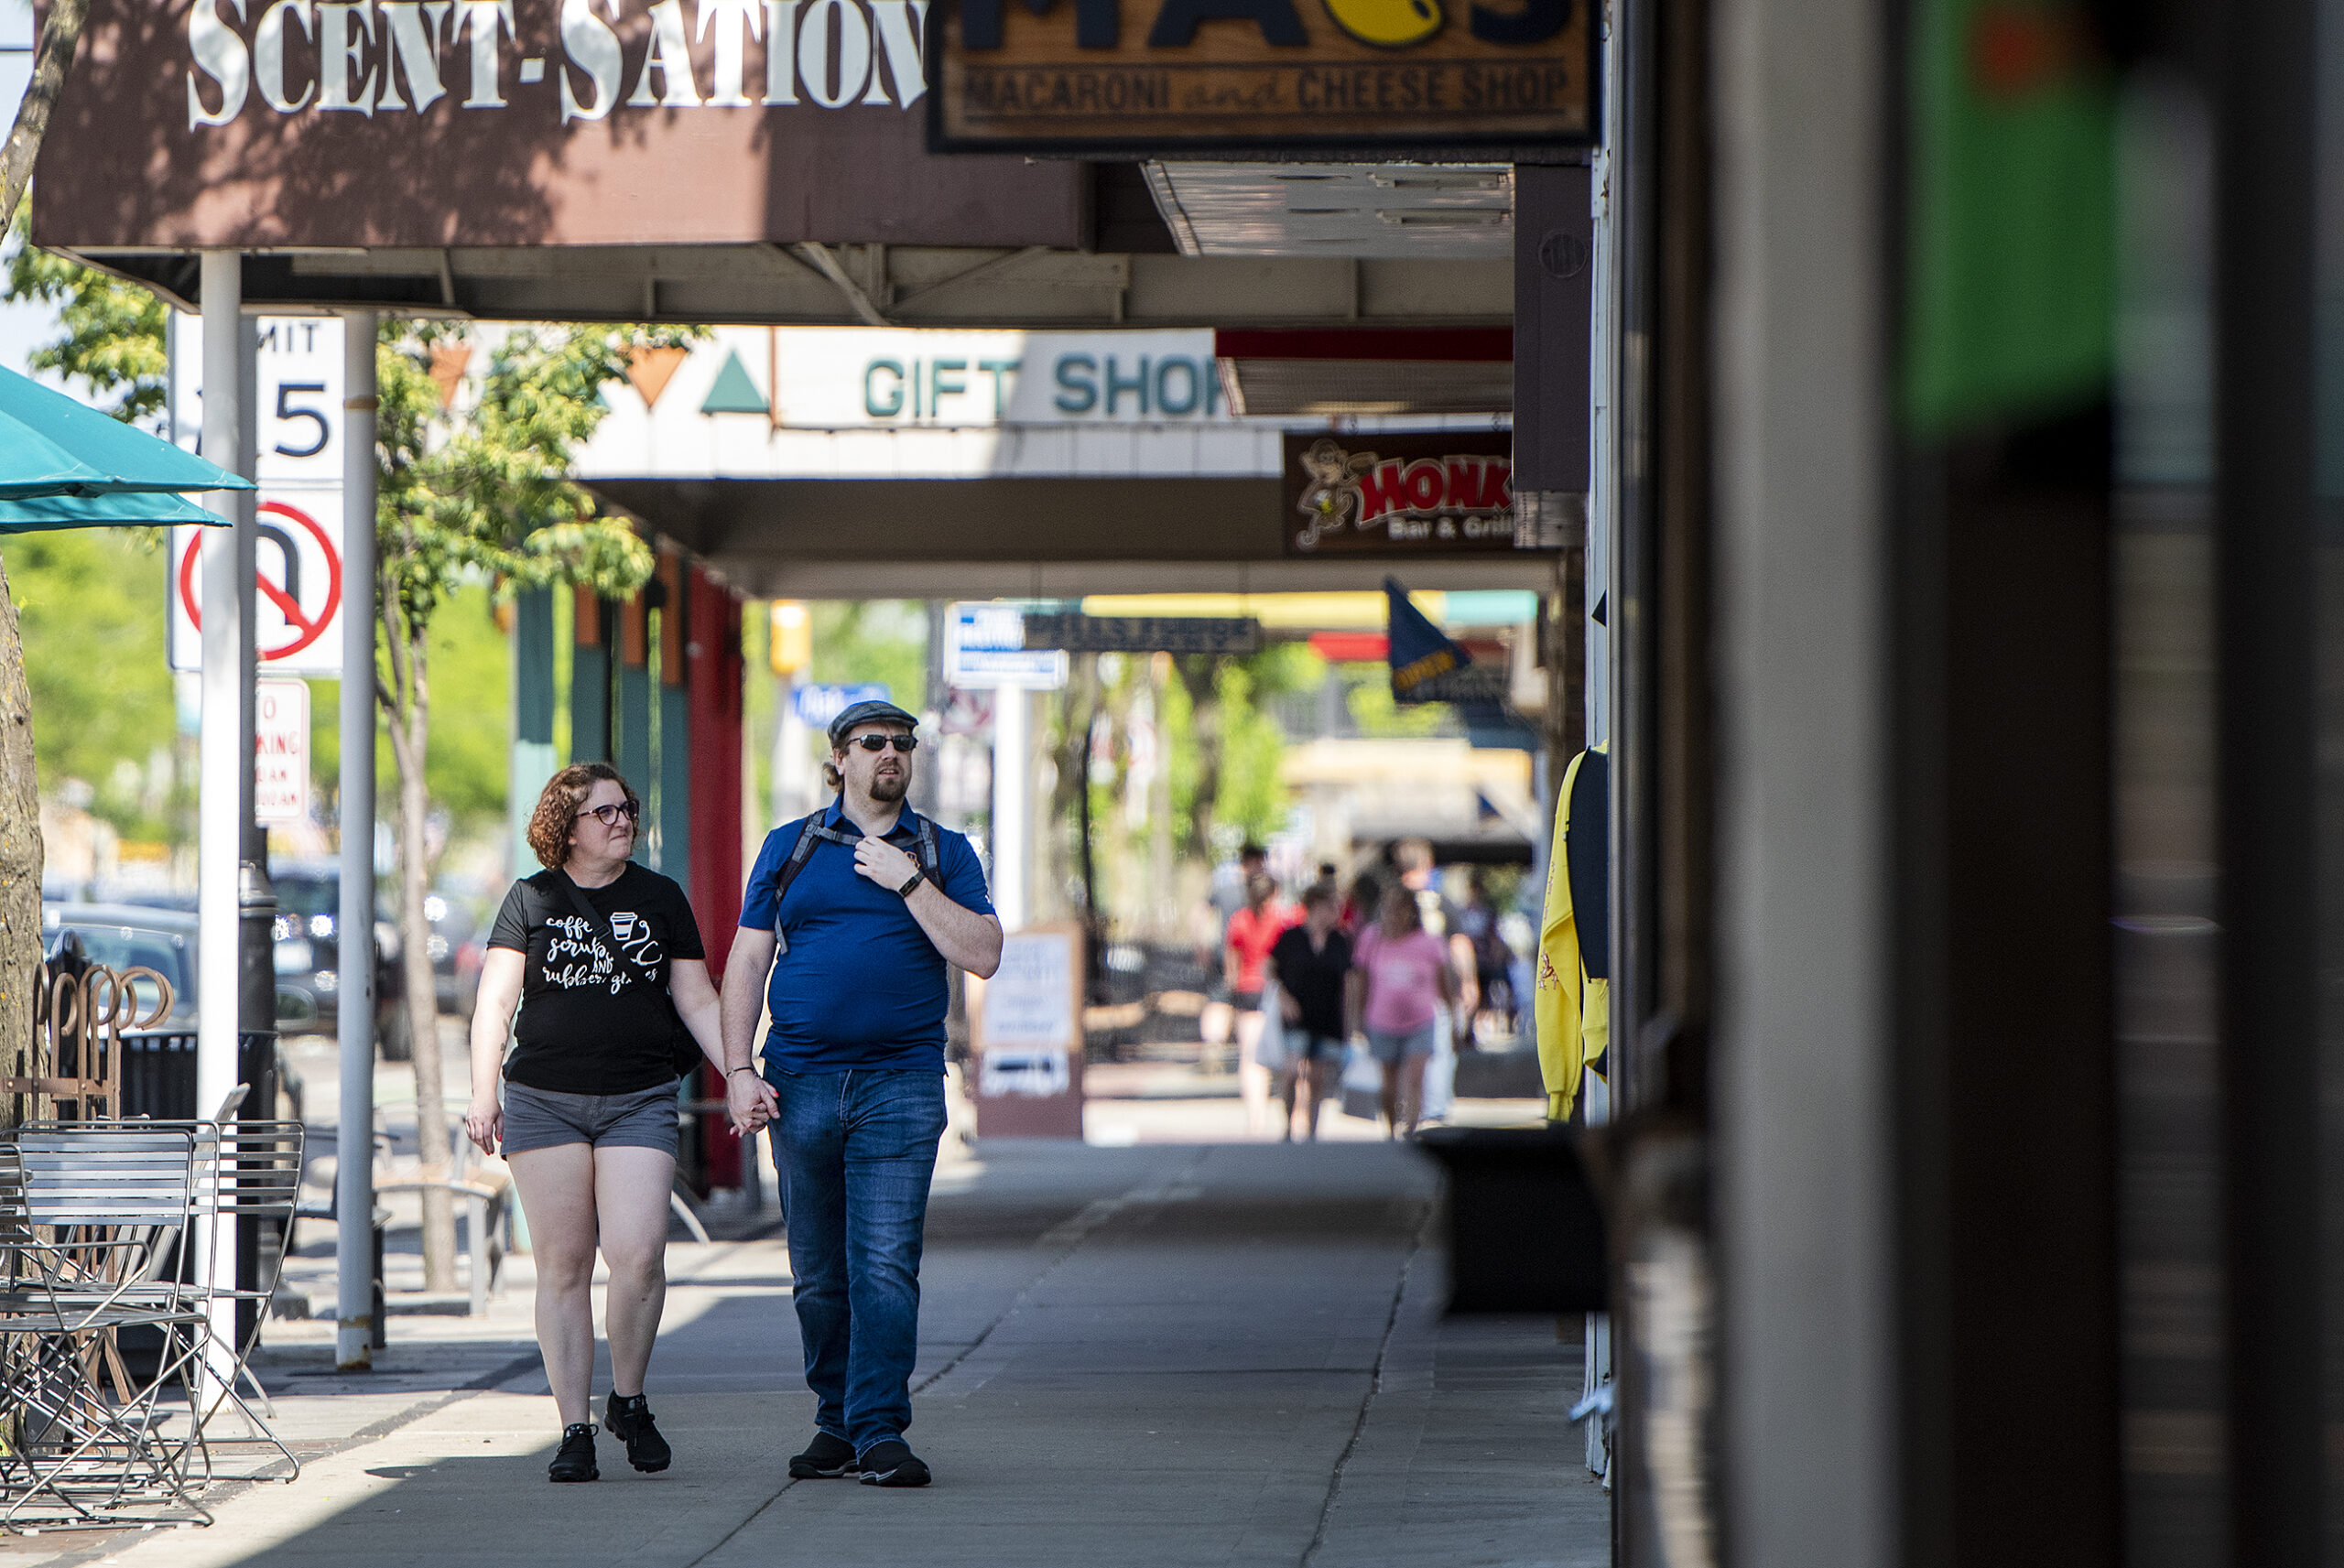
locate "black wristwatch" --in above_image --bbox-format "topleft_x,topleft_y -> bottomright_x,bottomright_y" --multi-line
896,871 -> 924,898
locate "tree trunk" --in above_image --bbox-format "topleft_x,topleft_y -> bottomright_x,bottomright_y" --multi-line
382,601 -> 457,1292
1048,656 -> 1100,921
1148,657 -> 1174,939
0,0 -> 92,230
0,562 -> 40,1135
1175,655 -> 1226,864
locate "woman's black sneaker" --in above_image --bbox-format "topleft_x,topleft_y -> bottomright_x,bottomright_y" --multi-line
605,1393 -> 672,1474
856,1440 -> 931,1487
548,1423 -> 599,1483
787,1431 -> 860,1479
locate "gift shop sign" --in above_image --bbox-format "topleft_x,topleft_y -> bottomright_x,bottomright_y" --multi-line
29,0 -> 1083,251
928,0 -> 1596,155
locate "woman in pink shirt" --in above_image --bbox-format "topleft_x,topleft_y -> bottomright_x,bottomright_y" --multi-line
1345,884 -> 1460,1138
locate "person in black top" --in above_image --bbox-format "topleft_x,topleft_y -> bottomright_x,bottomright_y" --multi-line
1266,883 -> 1354,1141
461,763 -> 728,1485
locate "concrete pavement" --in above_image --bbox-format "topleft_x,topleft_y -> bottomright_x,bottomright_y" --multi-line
5,1139 -> 1606,1568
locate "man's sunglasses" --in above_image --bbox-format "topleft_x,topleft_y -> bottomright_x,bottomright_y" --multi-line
584,799 -> 641,826
849,735 -> 919,753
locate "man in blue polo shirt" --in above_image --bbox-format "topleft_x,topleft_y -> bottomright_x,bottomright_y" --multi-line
718,698 -> 1003,1490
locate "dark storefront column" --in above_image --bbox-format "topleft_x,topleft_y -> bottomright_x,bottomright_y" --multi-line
618,592 -> 653,828
2215,0 -> 2327,1558
510,587 -> 559,868
571,587 -> 612,764
656,554 -> 691,879
685,569 -> 746,1193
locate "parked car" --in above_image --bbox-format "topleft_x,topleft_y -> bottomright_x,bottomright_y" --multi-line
266,862 -> 412,1059
40,903 -> 199,1028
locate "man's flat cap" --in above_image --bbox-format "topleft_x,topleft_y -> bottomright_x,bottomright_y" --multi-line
828,698 -> 920,748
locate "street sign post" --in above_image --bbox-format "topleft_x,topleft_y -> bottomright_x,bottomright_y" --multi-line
945,602 -> 1058,931
170,498 -> 345,674
946,602 -> 1068,690
790,682 -> 894,731
1022,613 -> 1262,655
168,314 -> 349,675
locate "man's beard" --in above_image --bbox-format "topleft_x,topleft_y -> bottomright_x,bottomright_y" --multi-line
868,769 -> 909,803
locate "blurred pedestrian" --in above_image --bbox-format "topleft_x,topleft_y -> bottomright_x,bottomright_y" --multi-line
1265,882 -> 1351,1141
1454,870 -> 1517,1040
463,762 -> 726,1484
1225,871 -> 1297,1135
1394,838 -> 1478,1044
1346,883 -> 1460,1138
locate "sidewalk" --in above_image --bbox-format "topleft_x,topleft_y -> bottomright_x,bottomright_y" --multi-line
3,1139 -> 1606,1568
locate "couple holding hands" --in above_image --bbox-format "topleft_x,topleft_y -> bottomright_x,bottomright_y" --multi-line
460,699 -> 1001,1488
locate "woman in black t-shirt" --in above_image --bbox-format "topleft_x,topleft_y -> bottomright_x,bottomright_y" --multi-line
462,762 -> 726,1485
1265,883 -> 1354,1142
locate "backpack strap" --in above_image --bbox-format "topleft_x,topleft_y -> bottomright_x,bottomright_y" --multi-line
765,816 -> 827,952
914,813 -> 943,888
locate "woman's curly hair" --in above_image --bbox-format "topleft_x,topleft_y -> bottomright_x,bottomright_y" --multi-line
526,762 -> 639,871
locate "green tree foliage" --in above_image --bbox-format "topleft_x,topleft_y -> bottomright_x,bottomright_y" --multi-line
1342,669 -> 1451,738
0,529 -> 178,837
369,319 -> 694,1293
808,600 -> 928,708
306,580 -> 511,827
5,217 -> 167,424
1165,643 -> 1322,858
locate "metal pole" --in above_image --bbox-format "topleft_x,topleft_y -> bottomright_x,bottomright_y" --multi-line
336,312 -> 380,1371
991,687 -> 1027,930
196,251 -> 245,1390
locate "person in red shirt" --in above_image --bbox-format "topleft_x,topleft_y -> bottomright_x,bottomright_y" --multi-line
1223,872 -> 1298,1136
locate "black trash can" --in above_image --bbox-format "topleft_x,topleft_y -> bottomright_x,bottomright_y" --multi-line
1416,1125 -> 1609,1313
118,1030 -> 200,1120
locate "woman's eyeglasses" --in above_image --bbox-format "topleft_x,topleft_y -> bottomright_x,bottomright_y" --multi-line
584,800 -> 641,827
850,735 -> 919,753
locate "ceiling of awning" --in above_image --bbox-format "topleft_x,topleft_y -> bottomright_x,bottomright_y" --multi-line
1143,163 -> 1514,260
583,474 -> 1554,599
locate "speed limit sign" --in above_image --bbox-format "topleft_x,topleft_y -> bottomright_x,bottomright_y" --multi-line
167,314 -> 348,675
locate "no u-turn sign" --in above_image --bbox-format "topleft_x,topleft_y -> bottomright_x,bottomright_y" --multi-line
168,494 -> 345,676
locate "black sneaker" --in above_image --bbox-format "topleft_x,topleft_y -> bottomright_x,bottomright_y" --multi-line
548,1423 -> 599,1483
787,1431 -> 861,1479
605,1393 -> 671,1474
856,1440 -> 931,1487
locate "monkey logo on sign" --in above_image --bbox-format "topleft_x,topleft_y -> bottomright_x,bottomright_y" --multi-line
170,500 -> 345,674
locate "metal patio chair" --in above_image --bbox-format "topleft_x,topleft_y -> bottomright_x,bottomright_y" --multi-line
0,1128 -> 214,1530
21,1116 -> 309,1484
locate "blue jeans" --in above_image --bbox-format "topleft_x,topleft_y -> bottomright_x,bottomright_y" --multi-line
766,1067 -> 947,1454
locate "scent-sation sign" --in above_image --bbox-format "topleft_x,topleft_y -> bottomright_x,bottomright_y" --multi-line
180,0 -> 933,127
931,0 -> 1598,156
32,0 -> 1085,251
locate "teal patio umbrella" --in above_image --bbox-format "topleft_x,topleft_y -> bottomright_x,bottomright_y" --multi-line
0,362 -> 251,501
0,489 -> 222,532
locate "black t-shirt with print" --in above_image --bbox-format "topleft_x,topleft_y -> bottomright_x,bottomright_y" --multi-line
486,863 -> 707,1096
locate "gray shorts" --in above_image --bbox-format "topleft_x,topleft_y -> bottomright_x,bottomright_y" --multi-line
501,1079 -> 680,1157
1364,1025 -> 1438,1065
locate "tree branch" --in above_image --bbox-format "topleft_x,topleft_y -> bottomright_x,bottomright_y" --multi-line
0,0 -> 92,232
